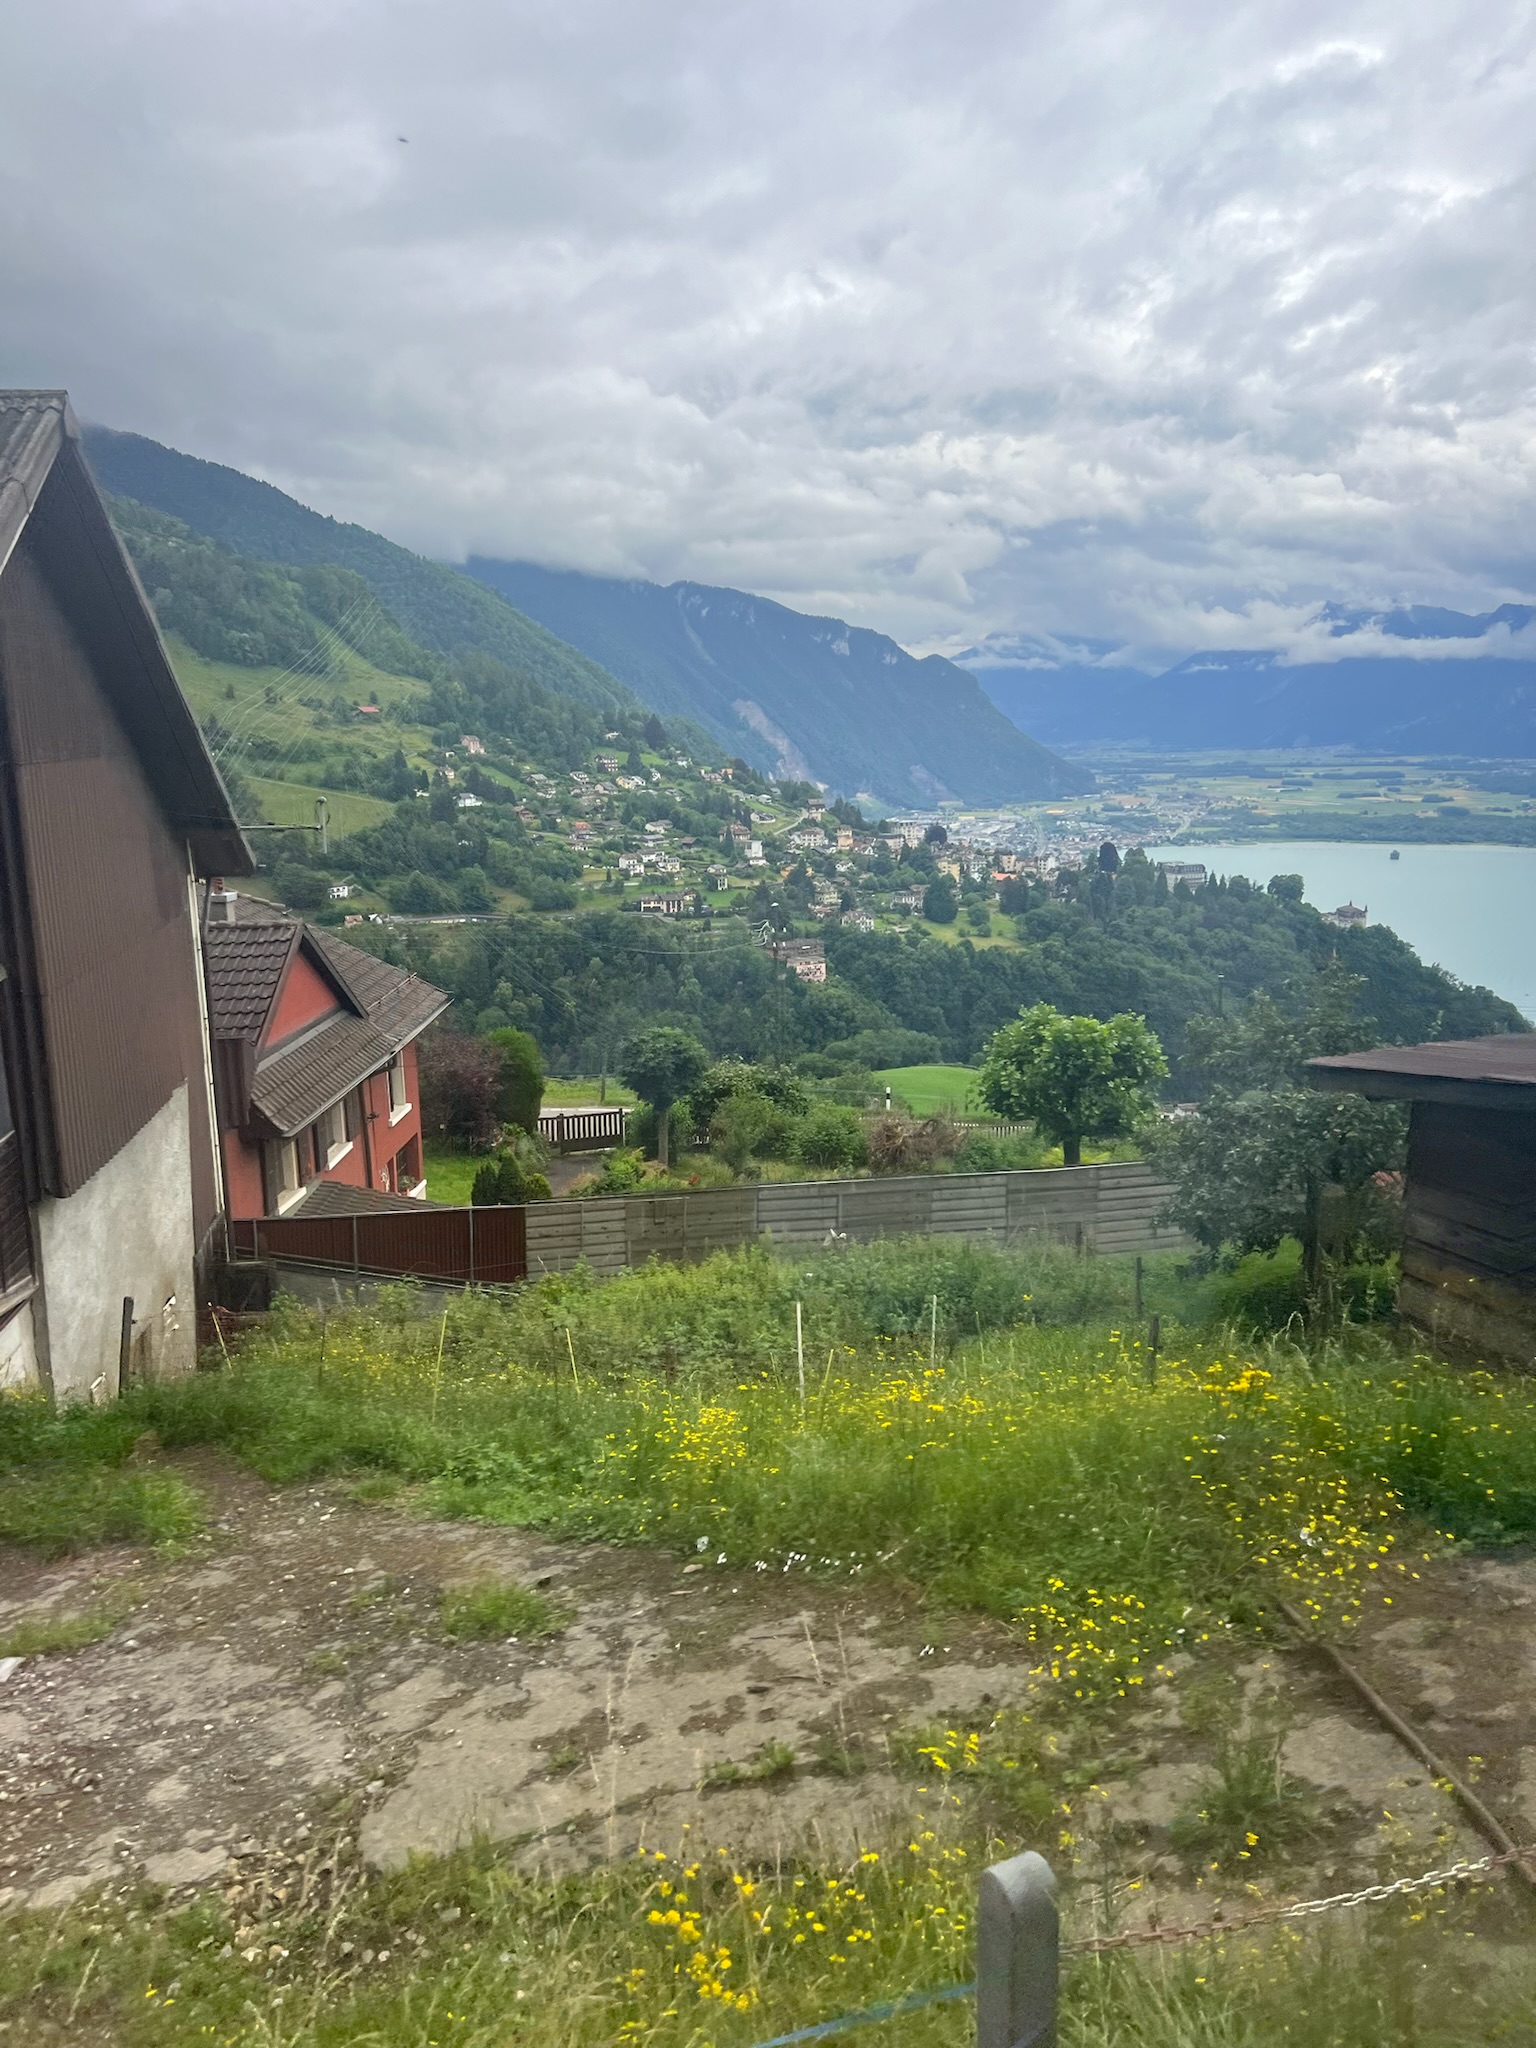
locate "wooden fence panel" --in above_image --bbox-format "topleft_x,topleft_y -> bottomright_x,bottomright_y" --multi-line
756,1182 -> 843,1247
929,1173 -> 1010,1241
838,1178 -> 935,1241
682,1189 -> 757,1260
233,1161 -> 1188,1291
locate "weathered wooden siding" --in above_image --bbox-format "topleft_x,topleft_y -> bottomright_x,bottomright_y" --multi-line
1399,1102 -> 1536,1361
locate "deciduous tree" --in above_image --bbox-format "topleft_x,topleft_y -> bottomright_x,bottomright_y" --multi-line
621,1026 -> 708,1168
980,1004 -> 1166,1166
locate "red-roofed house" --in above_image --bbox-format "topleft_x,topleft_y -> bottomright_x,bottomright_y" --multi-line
203,896 -> 449,1217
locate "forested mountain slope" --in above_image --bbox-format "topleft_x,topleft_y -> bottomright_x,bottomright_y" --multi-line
83,427 -> 638,720
464,558 -> 1089,808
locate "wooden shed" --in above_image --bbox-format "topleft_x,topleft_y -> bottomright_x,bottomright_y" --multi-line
1309,1035 -> 1536,1363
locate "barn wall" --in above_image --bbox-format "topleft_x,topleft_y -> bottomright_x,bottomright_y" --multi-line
1399,1101 -> 1536,1364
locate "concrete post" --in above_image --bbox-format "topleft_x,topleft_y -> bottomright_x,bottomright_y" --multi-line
976,1849 -> 1058,2048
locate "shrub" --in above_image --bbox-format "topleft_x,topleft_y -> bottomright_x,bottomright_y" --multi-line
419,1030 -> 503,1148
489,1027 -> 544,1135
472,1153 -> 551,1204
865,1114 -> 961,1174
1206,1241 -> 1399,1332
793,1102 -> 867,1169
955,1128 -> 1051,1172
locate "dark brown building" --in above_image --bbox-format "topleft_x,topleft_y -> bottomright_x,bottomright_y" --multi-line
0,391 -> 250,1401
1310,1035 -> 1536,1362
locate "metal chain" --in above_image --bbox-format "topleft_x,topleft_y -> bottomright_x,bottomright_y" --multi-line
1062,1844 -> 1536,1955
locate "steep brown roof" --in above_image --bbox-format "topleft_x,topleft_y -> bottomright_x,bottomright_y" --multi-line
0,391 -> 250,874
203,920 -> 301,1040
252,1015 -> 401,1136
308,927 -> 449,1052
1309,1034 -> 1536,1108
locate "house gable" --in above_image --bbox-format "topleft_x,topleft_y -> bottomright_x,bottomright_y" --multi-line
266,947 -> 347,1052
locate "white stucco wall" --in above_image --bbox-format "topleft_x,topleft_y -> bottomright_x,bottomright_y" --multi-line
32,1085 -> 196,1404
0,1300 -> 39,1393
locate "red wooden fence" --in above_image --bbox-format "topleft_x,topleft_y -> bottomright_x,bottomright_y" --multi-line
231,1205 -> 527,1284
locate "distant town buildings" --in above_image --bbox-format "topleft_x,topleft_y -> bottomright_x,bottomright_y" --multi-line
768,937 -> 827,982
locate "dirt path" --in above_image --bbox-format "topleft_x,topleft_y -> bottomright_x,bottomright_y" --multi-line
2,1452 -> 1530,1923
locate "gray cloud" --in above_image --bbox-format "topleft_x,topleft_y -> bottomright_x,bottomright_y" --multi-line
2,0 -> 1534,663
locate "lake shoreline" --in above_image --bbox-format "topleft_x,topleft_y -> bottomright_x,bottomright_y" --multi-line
1146,840 -> 1536,1024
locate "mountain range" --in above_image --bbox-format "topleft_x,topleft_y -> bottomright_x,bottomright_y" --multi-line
81,428 -> 1084,808
964,605 -> 1536,756
460,559 -> 1087,807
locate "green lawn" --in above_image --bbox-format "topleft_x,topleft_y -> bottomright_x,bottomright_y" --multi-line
542,1076 -> 639,1107
872,1063 -> 986,1117
245,776 -> 396,837
421,1141 -> 482,1206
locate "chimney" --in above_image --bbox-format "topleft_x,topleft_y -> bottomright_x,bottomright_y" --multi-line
208,879 -> 238,924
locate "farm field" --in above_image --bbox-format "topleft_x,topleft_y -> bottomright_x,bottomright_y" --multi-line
872,1063 -> 986,1117
4,1238 -> 1536,2044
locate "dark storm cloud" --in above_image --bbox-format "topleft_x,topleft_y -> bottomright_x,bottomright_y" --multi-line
2,0 -> 1533,659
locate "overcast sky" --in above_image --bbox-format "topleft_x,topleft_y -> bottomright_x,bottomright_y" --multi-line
3,0 -> 1534,663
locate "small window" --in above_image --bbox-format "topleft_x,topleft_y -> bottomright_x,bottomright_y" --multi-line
315,1101 -> 349,1167
269,1137 -> 303,1210
388,1053 -> 409,1118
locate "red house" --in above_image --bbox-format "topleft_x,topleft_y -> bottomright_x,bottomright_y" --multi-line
204,894 -> 449,1218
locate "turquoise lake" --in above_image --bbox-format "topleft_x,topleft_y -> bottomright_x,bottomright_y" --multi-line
1147,840 -> 1536,1023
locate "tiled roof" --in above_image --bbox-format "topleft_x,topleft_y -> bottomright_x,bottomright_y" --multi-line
252,1014 -> 396,1137
288,1180 -> 446,1217
308,928 -> 450,1052
203,920 -> 300,1039
207,905 -> 449,1133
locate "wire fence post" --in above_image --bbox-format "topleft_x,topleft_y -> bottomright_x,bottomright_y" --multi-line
977,1848 -> 1058,2048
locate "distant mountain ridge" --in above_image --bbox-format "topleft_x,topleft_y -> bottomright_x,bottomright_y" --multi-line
83,425 -> 1086,807
964,604 -> 1536,755
462,559 -> 1089,807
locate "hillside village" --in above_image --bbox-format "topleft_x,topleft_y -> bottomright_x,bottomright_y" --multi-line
4,390 -> 1536,2048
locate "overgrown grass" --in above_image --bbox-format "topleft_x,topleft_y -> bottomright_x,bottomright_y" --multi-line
0,1464 -> 203,1557
6,1238 -> 1536,2042
0,1590 -> 137,1658
439,1576 -> 572,1641
0,1387 -> 205,1556
0,1247 -> 1504,1705
2,1828 -> 1531,2047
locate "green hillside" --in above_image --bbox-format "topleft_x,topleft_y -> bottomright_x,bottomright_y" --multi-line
105,492 -> 816,924
85,427 -> 641,718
